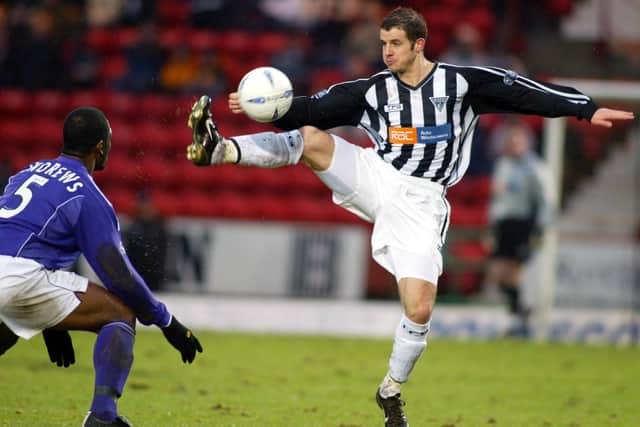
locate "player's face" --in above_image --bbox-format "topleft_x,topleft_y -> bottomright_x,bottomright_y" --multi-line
94,128 -> 112,171
380,27 -> 423,73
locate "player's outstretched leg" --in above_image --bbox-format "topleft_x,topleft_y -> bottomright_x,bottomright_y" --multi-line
186,95 -> 304,168
187,95 -> 228,166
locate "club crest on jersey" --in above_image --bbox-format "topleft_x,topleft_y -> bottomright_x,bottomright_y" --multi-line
503,70 -> 518,86
384,103 -> 404,113
429,96 -> 449,112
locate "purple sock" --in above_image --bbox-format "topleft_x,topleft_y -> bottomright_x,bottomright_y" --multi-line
90,321 -> 135,421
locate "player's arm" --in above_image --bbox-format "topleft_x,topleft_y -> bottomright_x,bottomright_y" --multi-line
73,195 -> 202,362
461,66 -> 634,125
229,80 -> 369,130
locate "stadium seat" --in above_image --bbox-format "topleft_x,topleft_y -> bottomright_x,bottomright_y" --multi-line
104,187 -> 137,216
157,0 -> 190,27
256,33 -> 290,56
32,90 -> 68,118
98,56 -> 128,88
0,119 -> 35,146
149,189 -> 182,217
86,29 -> 117,55
138,94 -> 181,122
112,28 -> 141,51
0,89 -> 30,116
32,118 -> 62,149
67,91 -> 102,110
253,193 -> 292,221
158,27 -> 187,51
100,92 -> 137,120
187,30 -> 223,52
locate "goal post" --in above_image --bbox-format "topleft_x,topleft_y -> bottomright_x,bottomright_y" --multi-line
535,79 -> 640,341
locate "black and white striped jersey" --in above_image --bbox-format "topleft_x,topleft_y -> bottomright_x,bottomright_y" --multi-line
274,62 -> 598,187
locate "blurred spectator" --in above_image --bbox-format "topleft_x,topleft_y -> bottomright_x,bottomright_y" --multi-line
3,6 -> 66,89
86,0 -> 124,28
159,45 -> 199,94
185,52 -> 227,97
190,0 -> 267,30
124,192 -> 169,292
259,0 -> 326,31
116,22 -> 163,93
120,0 -> 156,26
270,32 -> 308,92
0,158 -> 11,192
484,119 -> 554,337
440,21 -> 495,66
66,39 -> 101,89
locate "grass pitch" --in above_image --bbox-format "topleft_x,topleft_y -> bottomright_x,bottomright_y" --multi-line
0,330 -> 638,427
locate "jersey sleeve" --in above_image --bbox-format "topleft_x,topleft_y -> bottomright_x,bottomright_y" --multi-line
73,192 -> 171,327
459,66 -> 599,121
273,79 -> 371,130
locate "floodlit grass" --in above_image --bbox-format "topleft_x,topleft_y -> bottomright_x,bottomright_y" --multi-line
1,330 -> 638,426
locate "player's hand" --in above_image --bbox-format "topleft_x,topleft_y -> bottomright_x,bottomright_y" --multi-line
228,92 -> 244,114
161,316 -> 203,364
42,329 -> 75,368
590,108 -> 634,128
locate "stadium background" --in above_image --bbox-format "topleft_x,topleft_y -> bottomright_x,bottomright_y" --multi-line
0,0 -> 638,343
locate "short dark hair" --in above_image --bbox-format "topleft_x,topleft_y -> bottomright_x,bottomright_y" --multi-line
381,7 -> 428,44
62,107 -> 110,155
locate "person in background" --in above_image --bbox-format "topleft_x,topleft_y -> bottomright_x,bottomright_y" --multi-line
485,119 -> 554,337
125,192 -> 168,292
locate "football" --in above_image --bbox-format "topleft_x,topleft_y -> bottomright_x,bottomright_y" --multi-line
237,66 -> 293,123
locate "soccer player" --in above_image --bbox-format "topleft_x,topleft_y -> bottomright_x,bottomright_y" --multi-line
185,7 -> 634,427
485,120 -> 554,337
0,107 -> 203,427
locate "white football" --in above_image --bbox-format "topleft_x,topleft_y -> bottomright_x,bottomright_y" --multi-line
237,66 -> 293,123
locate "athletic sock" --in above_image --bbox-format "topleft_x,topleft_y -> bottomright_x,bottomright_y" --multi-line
379,372 -> 403,399
90,322 -> 135,421
226,130 -> 303,167
386,315 -> 430,386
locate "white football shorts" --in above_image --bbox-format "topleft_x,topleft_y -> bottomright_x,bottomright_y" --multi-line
315,135 -> 450,284
0,255 -> 88,339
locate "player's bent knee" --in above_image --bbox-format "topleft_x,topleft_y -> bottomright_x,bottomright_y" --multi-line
300,126 -> 335,171
405,302 -> 433,324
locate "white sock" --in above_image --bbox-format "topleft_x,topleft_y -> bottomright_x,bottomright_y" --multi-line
379,373 -> 403,399
227,130 -> 303,168
387,315 -> 430,385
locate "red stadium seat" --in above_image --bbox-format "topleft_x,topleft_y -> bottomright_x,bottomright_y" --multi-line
221,30 -> 253,56
138,94 -> 181,122
158,27 -> 188,50
157,0 -> 190,27
67,91 -> 102,110
256,33 -> 290,56
187,30 -> 223,52
112,28 -> 141,51
103,188 -> 137,216
98,56 -> 128,88
135,120 -> 176,153
0,89 -> 30,116
86,29 -> 117,55
32,90 -> 68,118
100,92 -> 137,120
32,118 -> 62,149
0,119 -> 36,146
149,189 -> 182,217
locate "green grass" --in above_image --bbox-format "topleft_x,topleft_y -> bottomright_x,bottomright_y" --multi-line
1,330 -> 638,427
